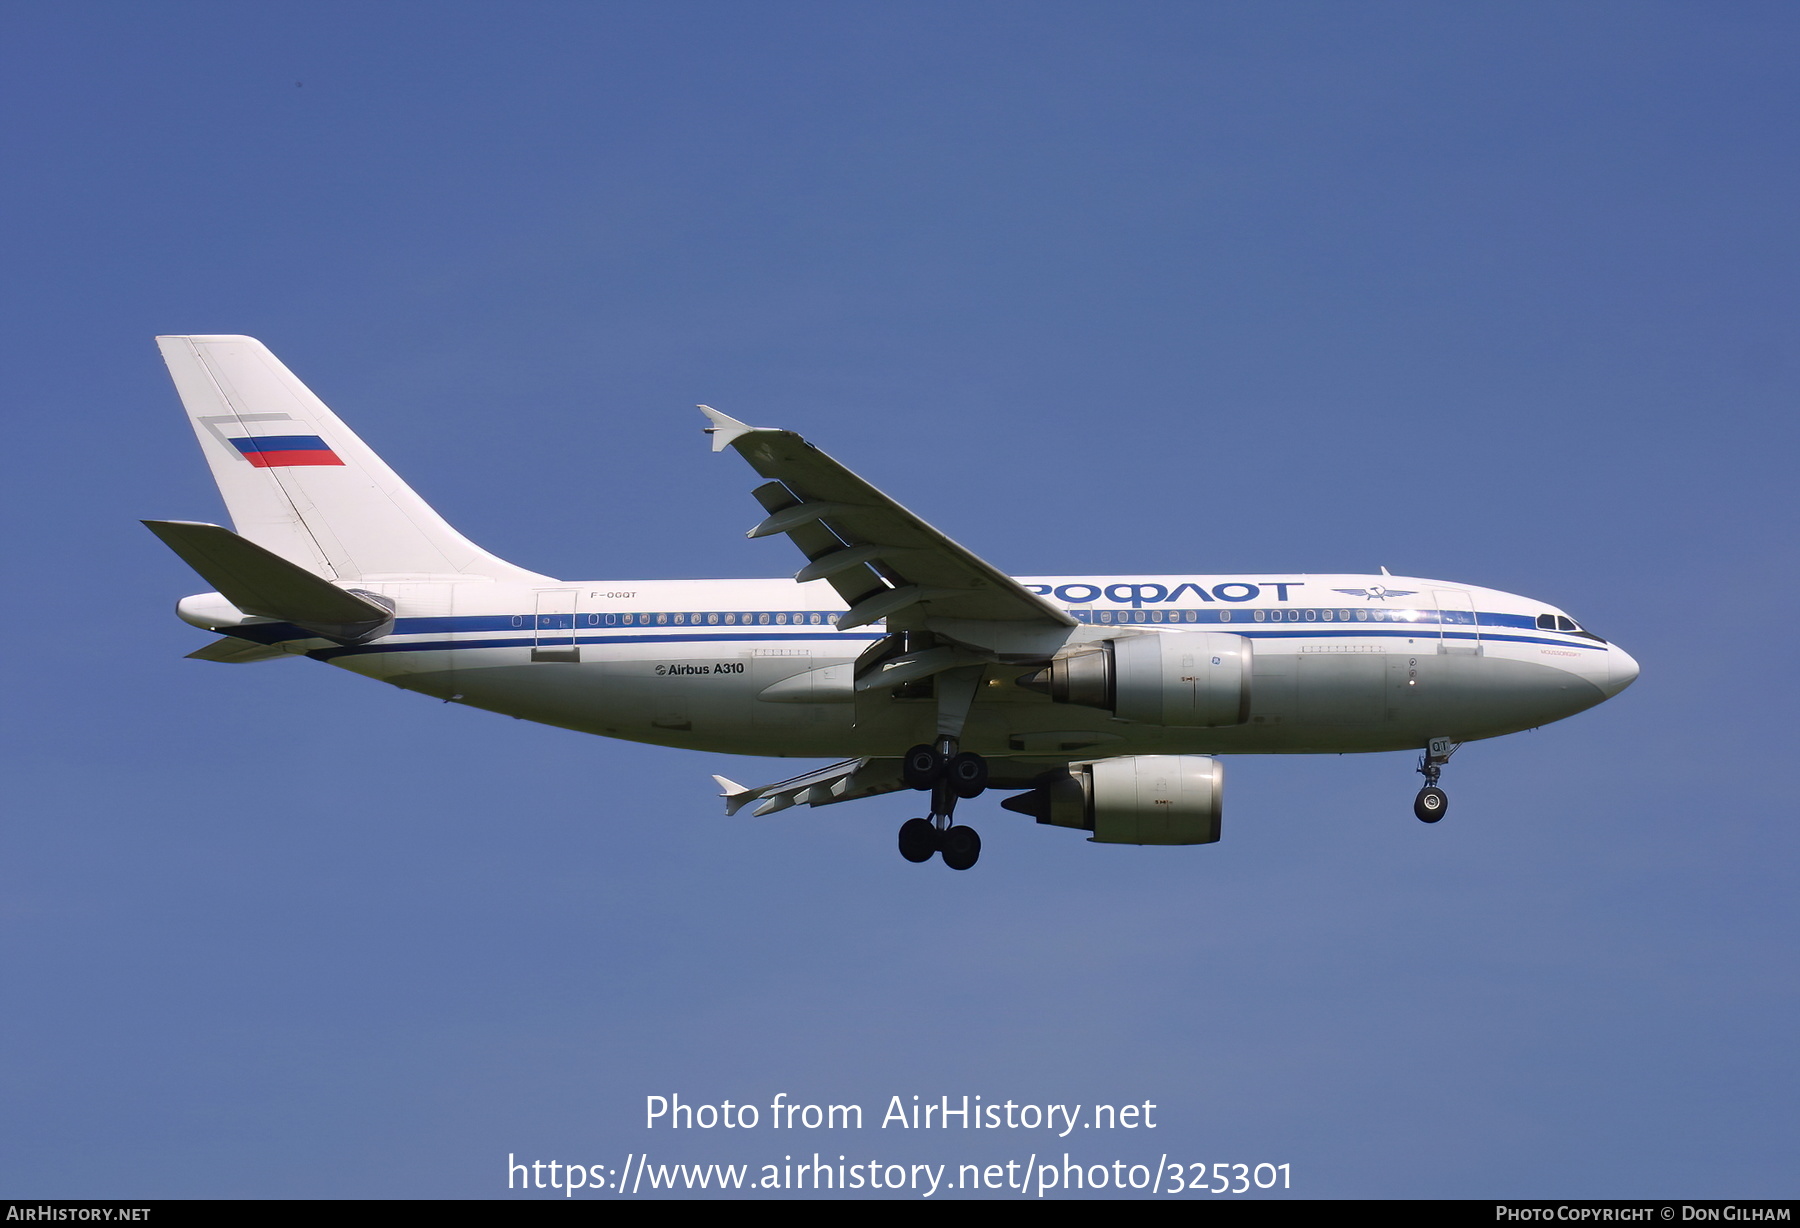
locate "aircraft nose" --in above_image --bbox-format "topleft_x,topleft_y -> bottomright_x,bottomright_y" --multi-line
1603,645 -> 1640,697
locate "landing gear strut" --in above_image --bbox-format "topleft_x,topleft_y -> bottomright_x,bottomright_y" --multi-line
898,736 -> 988,869
1414,736 -> 1457,823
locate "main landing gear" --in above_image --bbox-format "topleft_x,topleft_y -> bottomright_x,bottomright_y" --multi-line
1414,735 -> 1458,823
896,739 -> 988,870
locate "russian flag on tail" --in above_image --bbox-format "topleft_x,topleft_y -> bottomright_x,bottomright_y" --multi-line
229,434 -> 344,468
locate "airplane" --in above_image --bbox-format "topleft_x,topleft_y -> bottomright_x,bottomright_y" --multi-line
144,335 -> 1639,870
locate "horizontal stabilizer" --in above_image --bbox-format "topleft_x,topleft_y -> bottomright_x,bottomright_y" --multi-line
143,520 -> 394,644
185,636 -> 293,664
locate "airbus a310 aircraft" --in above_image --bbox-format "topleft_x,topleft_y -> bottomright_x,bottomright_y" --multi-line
146,336 -> 1638,870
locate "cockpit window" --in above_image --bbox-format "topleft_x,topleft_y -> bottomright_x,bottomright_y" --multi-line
1544,612 -> 1609,644
1537,611 -> 1608,642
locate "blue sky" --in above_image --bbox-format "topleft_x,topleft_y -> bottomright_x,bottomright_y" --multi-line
1,2 -> 1794,1198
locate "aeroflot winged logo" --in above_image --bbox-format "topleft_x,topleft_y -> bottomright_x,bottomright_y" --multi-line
1333,585 -> 1418,602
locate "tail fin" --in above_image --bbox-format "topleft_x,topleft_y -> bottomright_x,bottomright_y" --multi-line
156,335 -> 547,582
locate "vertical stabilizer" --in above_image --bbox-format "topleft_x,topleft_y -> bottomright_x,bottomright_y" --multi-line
157,335 -> 547,581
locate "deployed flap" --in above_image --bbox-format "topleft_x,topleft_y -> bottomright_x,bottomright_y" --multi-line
144,520 -> 394,644
700,409 -> 1074,630
712,757 -> 907,816
185,636 -> 293,664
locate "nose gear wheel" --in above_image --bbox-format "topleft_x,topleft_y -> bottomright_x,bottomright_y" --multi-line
1413,737 -> 1459,823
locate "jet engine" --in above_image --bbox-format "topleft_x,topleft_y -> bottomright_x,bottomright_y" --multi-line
1019,631 -> 1252,726
1001,754 -> 1223,844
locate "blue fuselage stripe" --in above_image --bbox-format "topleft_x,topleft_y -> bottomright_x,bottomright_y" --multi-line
295,623 -> 1604,660
308,630 -> 885,660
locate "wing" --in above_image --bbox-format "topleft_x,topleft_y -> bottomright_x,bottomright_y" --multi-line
699,407 -> 1074,632
713,758 -> 907,816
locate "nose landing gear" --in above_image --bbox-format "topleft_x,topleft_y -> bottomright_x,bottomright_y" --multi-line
1414,736 -> 1458,823
897,737 -> 988,869
1414,785 -> 1448,822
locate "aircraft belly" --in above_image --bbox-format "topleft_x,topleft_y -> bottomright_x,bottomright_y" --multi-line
1257,650 -> 1605,747
349,640 -> 869,756
333,649 -> 458,691
1422,653 -> 1608,738
326,640 -> 1606,761
1134,650 -> 1610,753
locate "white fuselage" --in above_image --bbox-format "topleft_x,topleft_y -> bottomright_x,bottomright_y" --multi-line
231,572 -> 1639,763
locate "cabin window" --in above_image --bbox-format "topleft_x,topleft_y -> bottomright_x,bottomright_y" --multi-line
1253,610 -> 1265,622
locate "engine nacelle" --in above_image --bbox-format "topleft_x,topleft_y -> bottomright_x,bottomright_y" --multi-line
1001,754 -> 1223,845
1021,631 -> 1252,726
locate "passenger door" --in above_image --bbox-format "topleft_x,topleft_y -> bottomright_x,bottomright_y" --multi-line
1432,589 -> 1480,656
531,589 -> 580,662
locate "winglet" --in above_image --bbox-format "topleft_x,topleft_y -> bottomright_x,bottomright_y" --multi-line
712,774 -> 756,816
697,405 -> 765,453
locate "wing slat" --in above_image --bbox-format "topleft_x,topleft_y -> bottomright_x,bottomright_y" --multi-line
704,416 -> 1074,629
